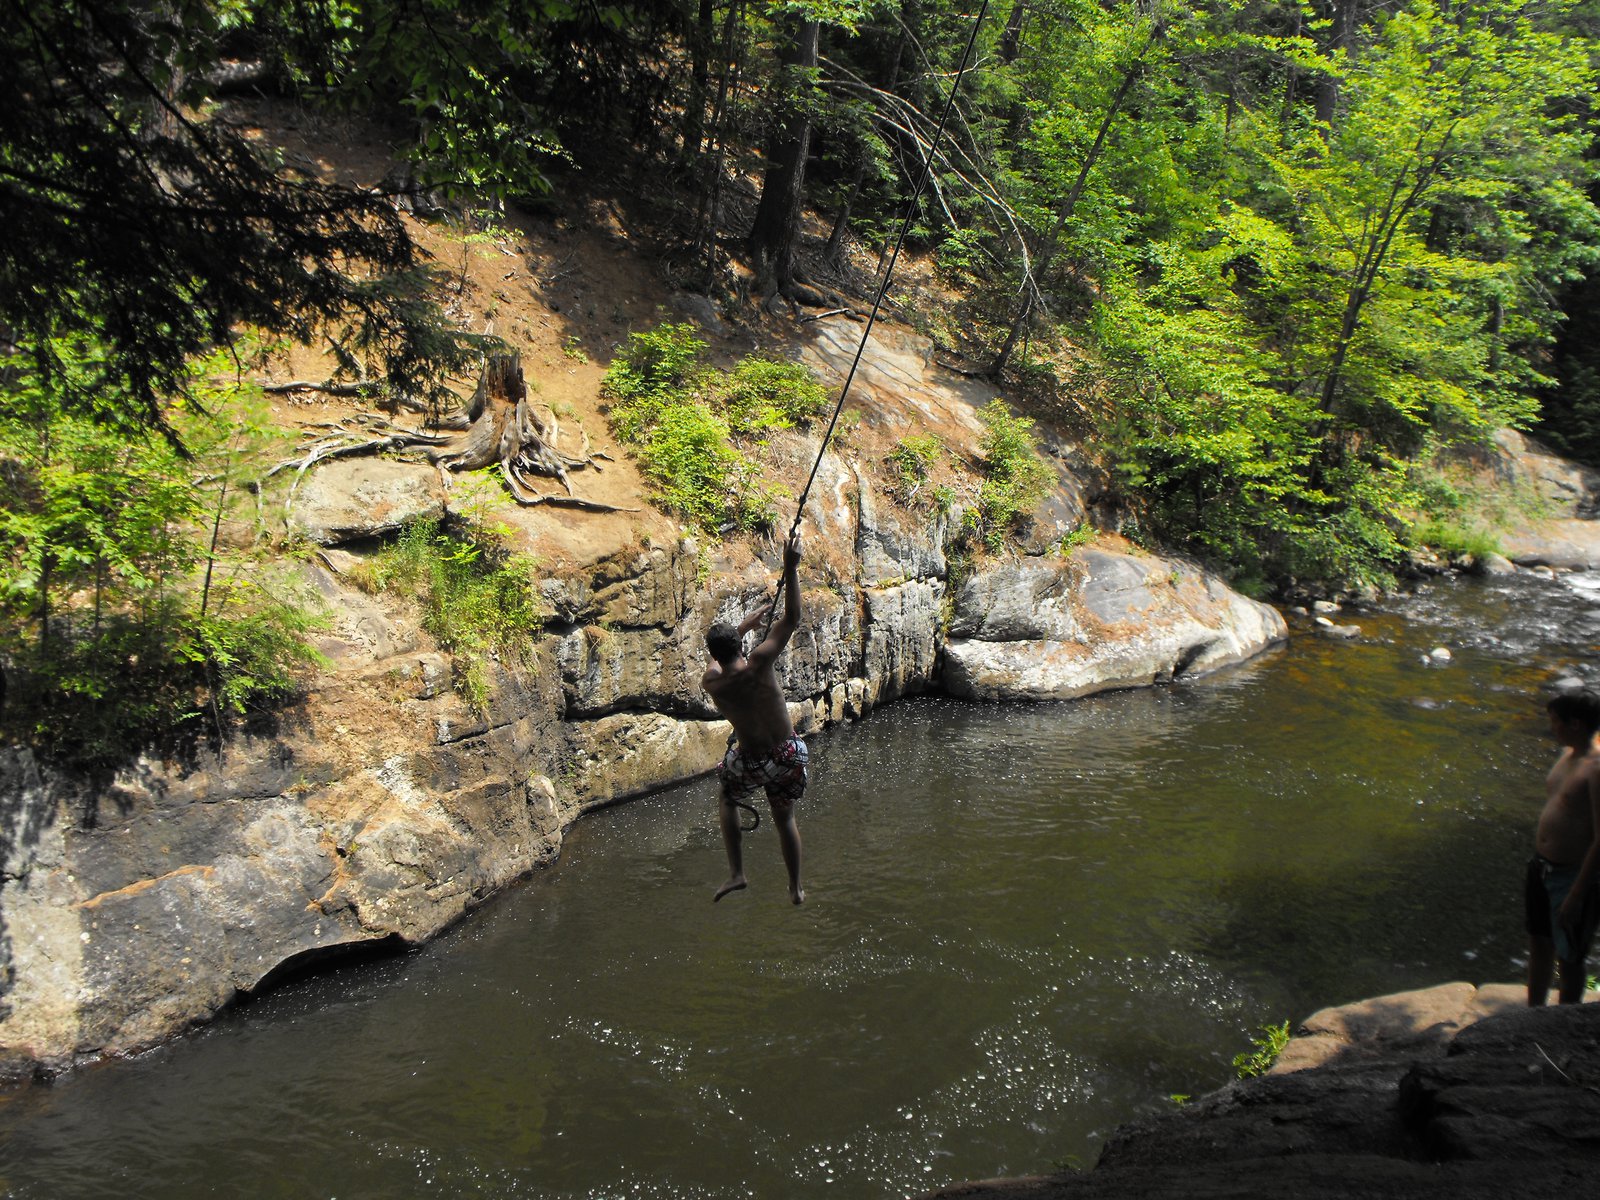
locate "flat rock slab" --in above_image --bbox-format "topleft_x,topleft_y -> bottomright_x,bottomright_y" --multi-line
1401,1002 -> 1600,1164
286,458 -> 445,545
1500,518 -> 1600,570
1273,981 -> 1527,1072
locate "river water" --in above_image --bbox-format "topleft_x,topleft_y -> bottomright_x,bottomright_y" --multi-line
3,570 -> 1598,1199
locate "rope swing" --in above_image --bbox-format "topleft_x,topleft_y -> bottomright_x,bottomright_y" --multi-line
771,0 -> 991,595
728,1 -> 992,833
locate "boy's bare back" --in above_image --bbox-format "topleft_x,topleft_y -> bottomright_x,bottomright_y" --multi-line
702,658 -> 792,754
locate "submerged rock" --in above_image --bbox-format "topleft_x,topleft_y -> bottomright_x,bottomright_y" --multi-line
1313,615 -> 1361,639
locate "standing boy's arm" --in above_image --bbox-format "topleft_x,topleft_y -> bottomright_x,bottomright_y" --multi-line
1559,767 -> 1600,930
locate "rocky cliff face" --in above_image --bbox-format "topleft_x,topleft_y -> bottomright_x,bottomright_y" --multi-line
0,321 -> 1285,1080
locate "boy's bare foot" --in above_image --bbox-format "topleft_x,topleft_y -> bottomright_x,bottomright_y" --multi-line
791,886 -> 805,905
713,876 -> 747,902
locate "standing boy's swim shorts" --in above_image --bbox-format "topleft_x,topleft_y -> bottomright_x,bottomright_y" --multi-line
1526,853 -> 1600,963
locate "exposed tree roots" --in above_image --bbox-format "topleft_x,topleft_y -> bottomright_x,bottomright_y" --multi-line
268,351 -> 635,520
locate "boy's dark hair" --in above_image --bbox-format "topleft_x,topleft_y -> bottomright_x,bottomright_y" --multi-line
706,622 -> 742,666
1547,689 -> 1600,734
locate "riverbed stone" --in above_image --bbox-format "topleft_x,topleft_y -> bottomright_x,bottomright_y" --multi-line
1314,616 -> 1361,639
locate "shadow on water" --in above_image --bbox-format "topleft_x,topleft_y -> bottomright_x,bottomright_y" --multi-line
0,571 -> 1594,1199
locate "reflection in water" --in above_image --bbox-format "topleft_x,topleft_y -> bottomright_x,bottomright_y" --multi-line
2,572 -> 1596,1199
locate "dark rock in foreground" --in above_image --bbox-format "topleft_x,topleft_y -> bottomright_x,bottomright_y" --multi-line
924,984 -> 1600,1198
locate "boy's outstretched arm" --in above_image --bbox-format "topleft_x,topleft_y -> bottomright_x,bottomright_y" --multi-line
750,530 -> 803,662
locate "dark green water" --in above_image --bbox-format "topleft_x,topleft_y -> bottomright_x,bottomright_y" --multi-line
3,571 -> 1596,1199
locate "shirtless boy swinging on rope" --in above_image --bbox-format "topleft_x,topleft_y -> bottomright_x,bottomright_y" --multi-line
703,529 -> 807,905
1527,689 -> 1600,1005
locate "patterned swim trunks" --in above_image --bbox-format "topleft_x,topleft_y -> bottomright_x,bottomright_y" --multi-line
719,735 -> 809,804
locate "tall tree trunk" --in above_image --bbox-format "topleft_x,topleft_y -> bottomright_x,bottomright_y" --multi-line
989,23 -> 1159,377
1279,5 -> 1302,144
1313,0 -> 1361,130
824,23 -> 906,268
998,1 -> 1028,61
746,18 -> 822,294
693,0 -> 746,263
681,0 -> 716,165
999,2 -> 1032,155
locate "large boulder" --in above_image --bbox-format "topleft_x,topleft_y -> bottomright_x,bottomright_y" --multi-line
1483,428 -> 1600,517
923,984 -> 1600,1199
1450,429 -> 1600,569
1499,520 -> 1600,570
942,547 -> 1286,701
285,458 -> 446,545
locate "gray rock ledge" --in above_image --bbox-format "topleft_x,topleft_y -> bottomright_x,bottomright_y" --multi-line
923,983 -> 1600,1198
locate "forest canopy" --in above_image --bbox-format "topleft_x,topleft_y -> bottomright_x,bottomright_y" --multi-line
2,0 -> 1597,601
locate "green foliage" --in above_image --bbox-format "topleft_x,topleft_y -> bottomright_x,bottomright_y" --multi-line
638,404 -> 774,534
717,357 -> 832,437
602,325 -> 831,534
965,401 -> 1054,552
1233,1020 -> 1290,1080
0,1 -> 488,439
601,324 -> 711,440
356,518 -> 540,714
244,0 -> 571,199
887,435 -> 945,506
907,0 -> 1600,591
0,342 -> 328,771
1056,526 -> 1095,555
1408,518 -> 1502,561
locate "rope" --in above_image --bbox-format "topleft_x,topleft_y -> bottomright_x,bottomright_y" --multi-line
725,2 -> 992,835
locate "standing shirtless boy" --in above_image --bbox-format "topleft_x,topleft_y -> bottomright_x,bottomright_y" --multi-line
703,529 -> 807,905
1527,689 -> 1600,1005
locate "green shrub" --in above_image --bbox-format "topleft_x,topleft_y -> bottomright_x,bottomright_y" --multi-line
718,357 -> 831,437
601,324 -> 707,407
636,405 -> 775,533
356,518 -> 540,712
1408,516 -> 1501,560
966,400 -> 1054,551
601,324 -> 800,534
887,434 -> 945,505
1056,525 -> 1095,555
0,341 -> 328,771
1233,1020 -> 1290,1079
